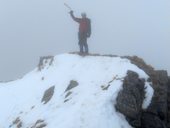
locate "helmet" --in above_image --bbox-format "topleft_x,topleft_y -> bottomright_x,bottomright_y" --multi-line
81,12 -> 86,18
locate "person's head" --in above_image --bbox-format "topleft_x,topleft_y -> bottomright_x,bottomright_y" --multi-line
81,12 -> 86,18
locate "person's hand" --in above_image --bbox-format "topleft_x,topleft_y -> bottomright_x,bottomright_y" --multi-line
87,33 -> 91,38
70,10 -> 73,14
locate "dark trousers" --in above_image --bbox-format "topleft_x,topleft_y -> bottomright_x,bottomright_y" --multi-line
78,32 -> 88,54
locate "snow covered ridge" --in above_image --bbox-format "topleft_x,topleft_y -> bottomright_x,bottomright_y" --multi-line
0,53 -> 154,128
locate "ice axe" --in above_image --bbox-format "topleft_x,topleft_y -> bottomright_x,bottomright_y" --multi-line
64,3 -> 72,11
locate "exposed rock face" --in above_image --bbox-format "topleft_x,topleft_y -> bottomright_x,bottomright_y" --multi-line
141,112 -> 166,128
65,80 -> 79,92
38,56 -> 54,71
116,56 -> 169,128
127,56 -> 169,127
147,71 -> 168,123
63,80 -> 79,103
167,77 -> 170,128
1,53 -> 169,128
116,70 -> 146,127
41,86 -> 55,104
31,119 -> 47,128
10,117 -> 22,128
70,53 -> 170,128
124,56 -> 155,76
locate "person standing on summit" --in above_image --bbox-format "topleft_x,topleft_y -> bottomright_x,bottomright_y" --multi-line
69,10 -> 91,54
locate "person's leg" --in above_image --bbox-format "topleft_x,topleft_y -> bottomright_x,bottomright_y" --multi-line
81,32 -> 88,53
78,32 -> 83,53
84,40 -> 88,54
79,42 -> 83,53
82,33 -> 88,54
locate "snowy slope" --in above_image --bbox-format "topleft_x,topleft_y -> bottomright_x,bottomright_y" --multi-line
0,53 -> 153,128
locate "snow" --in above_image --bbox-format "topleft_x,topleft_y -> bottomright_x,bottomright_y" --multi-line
0,53 -> 154,128
142,82 -> 154,109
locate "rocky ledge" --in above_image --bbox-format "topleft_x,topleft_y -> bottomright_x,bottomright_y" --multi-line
37,53 -> 170,128
116,56 -> 169,128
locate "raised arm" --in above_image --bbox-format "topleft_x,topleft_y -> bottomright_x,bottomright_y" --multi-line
70,11 -> 81,23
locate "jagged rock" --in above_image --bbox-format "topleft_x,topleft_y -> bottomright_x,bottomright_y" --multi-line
119,56 -> 170,128
123,56 -> 155,76
10,117 -> 22,128
64,99 -> 70,103
141,111 -> 166,128
146,70 -> 169,127
31,119 -> 47,128
65,91 -> 72,98
167,77 -> 170,128
38,56 -> 54,71
115,69 -> 168,128
41,86 -> 55,104
1,54 -> 169,128
65,80 -> 79,92
115,70 -> 145,127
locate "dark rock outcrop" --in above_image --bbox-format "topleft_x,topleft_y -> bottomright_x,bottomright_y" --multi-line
167,77 -> 170,128
115,56 -> 169,128
126,56 -> 169,127
38,56 -> 54,71
147,71 -> 168,124
31,119 -> 47,128
65,80 -> 79,92
9,117 -> 22,128
116,70 -> 146,127
41,86 -> 55,104
38,53 -> 168,128
141,111 -> 166,128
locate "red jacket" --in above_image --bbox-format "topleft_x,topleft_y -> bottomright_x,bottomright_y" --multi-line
70,13 -> 91,35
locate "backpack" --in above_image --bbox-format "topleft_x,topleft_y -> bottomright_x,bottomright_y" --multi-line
86,18 -> 91,37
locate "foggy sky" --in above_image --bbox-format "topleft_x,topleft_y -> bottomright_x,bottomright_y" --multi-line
0,0 -> 170,81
